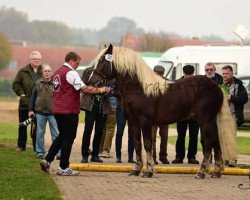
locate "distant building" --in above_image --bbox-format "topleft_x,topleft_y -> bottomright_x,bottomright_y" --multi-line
0,45 -> 99,79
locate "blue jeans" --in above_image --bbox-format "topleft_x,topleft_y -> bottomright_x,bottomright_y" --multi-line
36,113 -> 60,157
115,108 -> 134,160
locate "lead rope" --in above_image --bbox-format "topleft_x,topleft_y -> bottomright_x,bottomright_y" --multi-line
238,173 -> 250,190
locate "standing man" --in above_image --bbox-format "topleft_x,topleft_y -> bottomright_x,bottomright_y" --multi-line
151,65 -> 169,164
200,62 -> 223,155
40,52 -> 110,176
221,65 -> 248,167
172,65 -> 200,164
29,65 -> 60,159
12,51 -> 43,152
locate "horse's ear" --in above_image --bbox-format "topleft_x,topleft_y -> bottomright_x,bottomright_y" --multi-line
105,44 -> 113,54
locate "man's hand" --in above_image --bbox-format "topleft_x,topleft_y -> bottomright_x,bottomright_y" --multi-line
28,111 -> 35,117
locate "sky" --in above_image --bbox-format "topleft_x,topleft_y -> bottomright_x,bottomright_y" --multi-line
1,0 -> 250,41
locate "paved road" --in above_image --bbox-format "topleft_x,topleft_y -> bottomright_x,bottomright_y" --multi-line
45,124 -> 250,200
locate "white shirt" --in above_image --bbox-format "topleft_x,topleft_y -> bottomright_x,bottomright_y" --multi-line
63,63 -> 85,90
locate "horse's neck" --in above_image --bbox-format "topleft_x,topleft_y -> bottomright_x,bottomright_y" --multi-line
116,73 -> 142,94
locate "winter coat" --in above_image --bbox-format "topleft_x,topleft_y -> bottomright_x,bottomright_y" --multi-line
12,64 -> 42,110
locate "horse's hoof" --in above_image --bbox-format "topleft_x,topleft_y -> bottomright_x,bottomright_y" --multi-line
128,170 -> 140,176
142,171 -> 153,178
195,172 -> 205,179
211,172 -> 221,178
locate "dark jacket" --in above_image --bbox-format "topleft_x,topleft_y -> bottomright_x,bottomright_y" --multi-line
228,77 -> 248,126
12,64 -> 42,110
211,73 -> 223,85
80,66 -> 111,114
29,78 -> 53,115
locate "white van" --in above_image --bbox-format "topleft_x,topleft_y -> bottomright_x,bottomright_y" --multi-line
157,45 -> 250,80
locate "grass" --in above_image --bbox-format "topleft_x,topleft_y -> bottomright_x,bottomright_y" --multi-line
168,136 -> 250,155
0,122 -> 61,199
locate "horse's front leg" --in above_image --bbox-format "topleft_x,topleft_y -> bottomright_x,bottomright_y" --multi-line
128,125 -> 143,176
142,124 -> 154,178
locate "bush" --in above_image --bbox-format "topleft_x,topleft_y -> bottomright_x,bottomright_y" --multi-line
0,32 -> 12,70
0,79 -> 15,97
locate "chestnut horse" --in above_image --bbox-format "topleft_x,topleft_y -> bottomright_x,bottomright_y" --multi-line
88,44 -> 237,178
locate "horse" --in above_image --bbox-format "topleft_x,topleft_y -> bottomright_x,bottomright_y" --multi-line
88,44 -> 237,179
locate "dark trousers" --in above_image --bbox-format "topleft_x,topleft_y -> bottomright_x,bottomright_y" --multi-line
175,119 -> 199,160
152,125 -> 168,160
18,109 -> 29,150
46,114 -> 78,169
115,107 -> 134,160
81,105 -> 106,158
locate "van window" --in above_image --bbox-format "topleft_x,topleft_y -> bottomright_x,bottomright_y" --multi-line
214,63 -> 237,75
240,78 -> 250,93
157,61 -> 173,77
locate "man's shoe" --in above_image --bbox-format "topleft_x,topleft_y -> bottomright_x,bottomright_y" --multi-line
57,167 -> 79,176
225,160 -> 229,165
37,154 -> 45,159
128,158 -> 136,163
228,160 -> 237,167
188,158 -> 199,164
172,158 -> 183,164
15,147 -> 24,152
100,151 -> 111,158
81,156 -> 88,163
90,156 -> 103,163
116,158 -> 122,163
160,158 -> 170,164
40,159 -> 50,172
153,159 -> 159,165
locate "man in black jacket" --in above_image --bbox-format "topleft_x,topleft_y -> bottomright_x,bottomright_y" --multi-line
221,65 -> 248,167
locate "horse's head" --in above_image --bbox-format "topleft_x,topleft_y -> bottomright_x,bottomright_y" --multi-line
88,44 -> 116,87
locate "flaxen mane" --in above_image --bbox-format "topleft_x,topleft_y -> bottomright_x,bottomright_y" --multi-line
94,47 -> 169,97
113,47 -> 169,96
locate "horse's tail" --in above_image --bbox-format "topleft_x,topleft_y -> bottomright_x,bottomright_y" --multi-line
217,95 -> 238,161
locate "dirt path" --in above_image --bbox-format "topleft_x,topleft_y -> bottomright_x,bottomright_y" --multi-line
1,100 -> 250,200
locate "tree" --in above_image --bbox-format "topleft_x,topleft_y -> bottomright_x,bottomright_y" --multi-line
31,20 -> 73,45
0,32 -> 11,70
97,17 -> 144,44
0,7 -> 33,41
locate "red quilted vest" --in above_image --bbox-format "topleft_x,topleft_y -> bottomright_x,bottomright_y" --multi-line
52,65 -> 80,114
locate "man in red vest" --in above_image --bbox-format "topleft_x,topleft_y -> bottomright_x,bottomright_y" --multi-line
40,52 -> 110,176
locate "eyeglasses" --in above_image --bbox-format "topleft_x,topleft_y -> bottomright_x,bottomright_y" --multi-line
205,68 -> 214,72
31,58 -> 41,61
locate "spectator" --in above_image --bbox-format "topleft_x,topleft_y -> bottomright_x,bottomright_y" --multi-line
80,66 -> 111,163
29,65 -> 60,159
201,62 -> 223,156
172,65 -> 200,164
12,51 -> 43,152
40,52 -> 109,176
220,65 -> 248,167
99,79 -> 117,158
152,65 -> 169,164
115,98 -> 135,163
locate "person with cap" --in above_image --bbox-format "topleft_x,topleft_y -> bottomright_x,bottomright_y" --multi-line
172,65 -> 200,164
151,65 -> 169,164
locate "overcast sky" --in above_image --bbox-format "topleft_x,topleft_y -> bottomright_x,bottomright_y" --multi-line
1,0 -> 250,40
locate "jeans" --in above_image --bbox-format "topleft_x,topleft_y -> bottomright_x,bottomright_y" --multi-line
115,107 -> 134,160
36,113 -> 60,157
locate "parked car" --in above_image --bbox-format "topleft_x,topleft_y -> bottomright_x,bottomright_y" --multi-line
238,76 -> 250,123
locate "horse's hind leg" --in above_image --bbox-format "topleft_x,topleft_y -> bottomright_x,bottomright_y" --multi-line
211,127 -> 224,178
128,125 -> 143,176
195,122 -> 214,179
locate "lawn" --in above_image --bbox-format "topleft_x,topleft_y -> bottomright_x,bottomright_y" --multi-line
0,122 -> 61,199
168,136 -> 250,155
